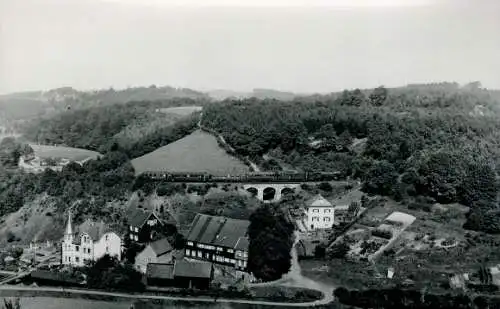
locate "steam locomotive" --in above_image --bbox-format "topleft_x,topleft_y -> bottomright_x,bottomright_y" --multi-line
141,170 -> 342,183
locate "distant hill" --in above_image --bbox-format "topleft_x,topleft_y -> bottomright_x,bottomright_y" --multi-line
207,88 -> 297,101
131,130 -> 250,176
0,85 -> 210,121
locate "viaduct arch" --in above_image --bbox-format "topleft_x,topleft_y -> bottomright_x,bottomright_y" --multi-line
243,183 -> 300,202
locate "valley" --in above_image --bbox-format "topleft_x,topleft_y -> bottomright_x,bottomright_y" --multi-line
1,83 -> 500,309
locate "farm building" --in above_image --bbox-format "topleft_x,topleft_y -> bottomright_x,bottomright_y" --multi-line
135,238 -> 174,274
185,214 -> 249,271
146,259 -> 213,289
128,209 -> 164,243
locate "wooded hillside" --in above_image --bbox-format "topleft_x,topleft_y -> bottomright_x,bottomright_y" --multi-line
202,82 -> 500,234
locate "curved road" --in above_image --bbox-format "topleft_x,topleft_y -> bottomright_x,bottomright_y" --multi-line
250,232 -> 335,305
0,285 -> 327,307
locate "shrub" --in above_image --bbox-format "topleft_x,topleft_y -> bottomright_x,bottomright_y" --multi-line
318,182 -> 333,192
372,229 -> 393,239
329,241 -> 350,259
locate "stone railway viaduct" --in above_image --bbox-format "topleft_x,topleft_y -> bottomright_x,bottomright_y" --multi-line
242,183 -> 301,202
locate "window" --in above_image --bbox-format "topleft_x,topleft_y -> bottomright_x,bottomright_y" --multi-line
217,247 -> 223,252
187,241 -> 194,246
227,249 -> 234,253
230,259 -> 235,264
134,235 -> 138,241
324,217 -> 331,222
224,258 -> 230,263
76,257 -> 80,263
76,246 -> 79,252
130,226 -> 134,231
106,246 -> 109,253
147,257 -> 152,263
68,257 -> 71,262
134,227 -> 138,233
105,235 -> 109,241
129,234 -> 134,240
197,251 -> 202,258
312,217 -> 319,222
324,209 -> 331,213
312,209 -> 319,213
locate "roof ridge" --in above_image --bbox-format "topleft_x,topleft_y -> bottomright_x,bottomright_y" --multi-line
195,215 -> 213,243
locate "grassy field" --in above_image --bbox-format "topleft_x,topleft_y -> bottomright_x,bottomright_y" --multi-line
29,144 -> 102,161
156,106 -> 203,116
131,130 -> 249,176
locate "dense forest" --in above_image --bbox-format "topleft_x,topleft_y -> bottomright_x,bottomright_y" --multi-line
22,99 -> 201,158
202,82 -> 500,234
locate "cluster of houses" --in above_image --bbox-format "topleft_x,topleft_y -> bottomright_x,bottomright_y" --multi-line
59,208 -> 251,290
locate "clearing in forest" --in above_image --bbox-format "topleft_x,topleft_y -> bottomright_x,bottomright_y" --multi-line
29,144 -> 102,162
131,130 -> 249,176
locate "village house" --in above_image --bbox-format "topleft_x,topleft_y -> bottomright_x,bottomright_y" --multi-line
146,259 -> 213,289
61,212 -> 122,267
305,194 -> 335,230
128,209 -> 164,243
134,237 -> 174,274
184,214 -> 249,271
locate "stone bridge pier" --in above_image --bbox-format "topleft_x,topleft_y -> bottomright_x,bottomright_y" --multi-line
243,183 -> 300,202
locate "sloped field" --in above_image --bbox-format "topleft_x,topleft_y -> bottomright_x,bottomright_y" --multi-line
131,130 -> 249,176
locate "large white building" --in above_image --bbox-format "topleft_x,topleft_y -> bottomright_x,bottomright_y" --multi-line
62,212 -> 122,267
305,194 -> 335,230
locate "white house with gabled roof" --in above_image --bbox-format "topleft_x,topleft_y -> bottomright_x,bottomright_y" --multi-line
61,211 -> 122,267
305,194 -> 335,230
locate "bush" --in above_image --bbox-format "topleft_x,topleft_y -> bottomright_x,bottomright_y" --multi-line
372,229 -> 393,239
318,182 -> 333,192
329,241 -> 350,259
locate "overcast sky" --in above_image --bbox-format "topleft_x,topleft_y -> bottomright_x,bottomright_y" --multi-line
0,0 -> 499,94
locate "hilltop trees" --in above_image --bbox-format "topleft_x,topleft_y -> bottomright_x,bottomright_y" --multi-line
369,86 -> 388,106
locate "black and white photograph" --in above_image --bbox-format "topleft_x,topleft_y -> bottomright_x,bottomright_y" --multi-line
0,0 -> 499,308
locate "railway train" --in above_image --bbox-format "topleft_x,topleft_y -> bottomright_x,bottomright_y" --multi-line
140,170 -> 343,183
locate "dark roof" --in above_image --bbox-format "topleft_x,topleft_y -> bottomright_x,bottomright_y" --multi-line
187,214 -> 250,249
174,260 -> 212,279
149,238 -> 173,256
74,219 -> 112,244
146,263 -> 174,280
306,194 -> 333,208
129,209 -> 160,228
235,237 -> 249,251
